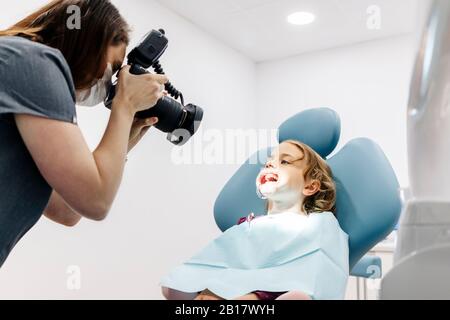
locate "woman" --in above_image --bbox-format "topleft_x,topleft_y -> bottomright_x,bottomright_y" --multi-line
0,0 -> 168,268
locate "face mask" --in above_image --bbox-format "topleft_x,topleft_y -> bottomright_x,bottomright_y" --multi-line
76,64 -> 113,107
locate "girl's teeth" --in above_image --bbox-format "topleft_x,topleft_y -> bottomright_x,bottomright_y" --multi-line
260,173 -> 278,185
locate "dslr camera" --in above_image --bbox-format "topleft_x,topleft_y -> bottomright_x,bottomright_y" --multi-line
105,29 -> 204,146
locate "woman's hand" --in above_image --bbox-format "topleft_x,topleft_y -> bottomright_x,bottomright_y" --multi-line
128,117 -> 159,153
114,65 -> 168,115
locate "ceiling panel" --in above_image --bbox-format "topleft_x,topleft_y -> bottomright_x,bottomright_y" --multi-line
156,0 -> 425,61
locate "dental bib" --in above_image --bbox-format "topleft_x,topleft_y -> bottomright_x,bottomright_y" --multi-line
161,211 -> 349,300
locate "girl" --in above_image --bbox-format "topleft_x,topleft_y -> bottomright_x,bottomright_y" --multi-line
161,140 -> 349,300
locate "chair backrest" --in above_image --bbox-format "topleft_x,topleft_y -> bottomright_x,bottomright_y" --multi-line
214,108 -> 402,268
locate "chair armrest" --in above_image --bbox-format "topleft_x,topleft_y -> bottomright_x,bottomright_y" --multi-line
350,255 -> 382,279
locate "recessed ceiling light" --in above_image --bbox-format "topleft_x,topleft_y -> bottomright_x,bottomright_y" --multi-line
287,11 -> 316,26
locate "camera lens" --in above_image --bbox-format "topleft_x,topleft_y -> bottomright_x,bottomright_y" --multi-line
167,104 -> 203,144
136,96 -> 184,133
135,97 -> 204,145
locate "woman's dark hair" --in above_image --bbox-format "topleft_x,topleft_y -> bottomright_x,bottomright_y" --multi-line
0,0 -> 130,90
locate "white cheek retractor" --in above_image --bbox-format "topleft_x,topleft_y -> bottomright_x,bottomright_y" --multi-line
256,173 -> 268,200
256,184 -> 268,200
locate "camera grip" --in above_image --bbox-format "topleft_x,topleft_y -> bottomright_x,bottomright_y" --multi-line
130,64 -> 149,76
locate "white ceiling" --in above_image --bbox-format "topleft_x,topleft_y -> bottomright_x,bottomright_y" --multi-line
0,0 -> 425,63
155,0 -> 423,62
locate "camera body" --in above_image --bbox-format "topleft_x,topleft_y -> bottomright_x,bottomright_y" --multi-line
105,29 -> 203,146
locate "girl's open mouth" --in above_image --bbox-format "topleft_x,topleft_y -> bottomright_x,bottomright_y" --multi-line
260,173 -> 279,185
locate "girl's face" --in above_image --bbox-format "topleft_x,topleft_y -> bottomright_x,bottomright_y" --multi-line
256,142 -> 319,202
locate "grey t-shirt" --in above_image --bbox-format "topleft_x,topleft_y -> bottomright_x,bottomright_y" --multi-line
0,36 -> 77,267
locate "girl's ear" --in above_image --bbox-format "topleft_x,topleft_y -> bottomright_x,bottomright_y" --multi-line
303,180 -> 321,197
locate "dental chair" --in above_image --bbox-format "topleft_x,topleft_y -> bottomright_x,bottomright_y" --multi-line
213,107 -> 402,300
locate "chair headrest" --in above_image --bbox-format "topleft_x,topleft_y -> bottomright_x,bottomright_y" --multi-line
214,108 -> 401,268
278,108 -> 341,158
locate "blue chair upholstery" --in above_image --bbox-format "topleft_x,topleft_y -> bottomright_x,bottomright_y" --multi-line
214,108 -> 402,275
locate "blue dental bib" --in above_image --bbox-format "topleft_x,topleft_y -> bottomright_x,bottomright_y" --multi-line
161,211 -> 349,300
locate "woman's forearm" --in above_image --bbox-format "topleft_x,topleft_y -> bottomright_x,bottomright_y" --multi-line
72,70 -> 166,219
91,99 -> 135,216
43,101 -> 134,223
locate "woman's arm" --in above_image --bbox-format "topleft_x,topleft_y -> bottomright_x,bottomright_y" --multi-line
16,68 -> 168,221
16,103 -> 133,221
44,191 -> 82,227
43,116 -> 159,226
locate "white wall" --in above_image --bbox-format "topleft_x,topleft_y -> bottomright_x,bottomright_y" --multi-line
0,0 -> 256,299
256,35 -> 418,188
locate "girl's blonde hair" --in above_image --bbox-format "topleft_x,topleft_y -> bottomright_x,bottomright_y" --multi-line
269,140 -> 337,215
